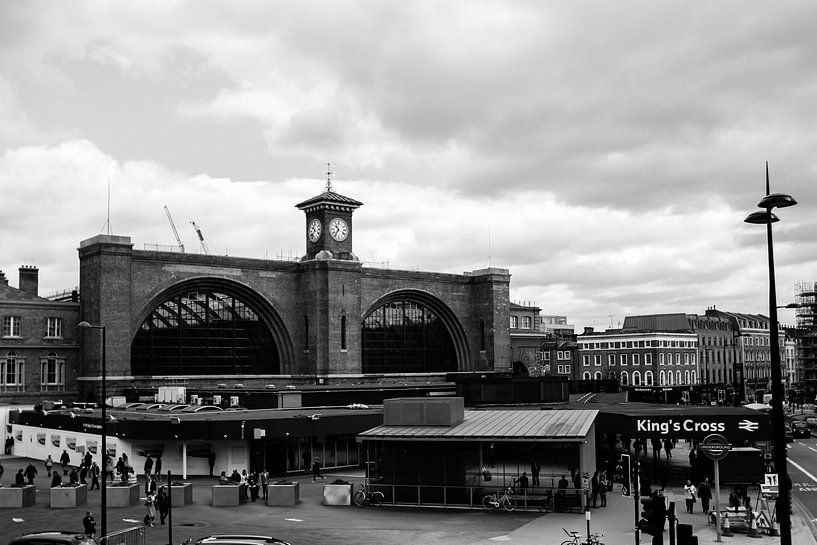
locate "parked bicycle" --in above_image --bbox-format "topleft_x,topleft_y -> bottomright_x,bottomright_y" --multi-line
482,487 -> 517,511
353,483 -> 384,507
561,528 -> 603,545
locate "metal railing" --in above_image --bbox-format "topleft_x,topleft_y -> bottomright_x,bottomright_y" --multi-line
99,526 -> 145,545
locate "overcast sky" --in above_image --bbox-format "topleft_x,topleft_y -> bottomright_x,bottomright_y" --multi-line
2,1 -> 816,331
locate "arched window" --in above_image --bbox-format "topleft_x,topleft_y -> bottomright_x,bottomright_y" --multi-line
691,370 -> 697,384
667,371 -> 674,385
132,289 -> 279,375
594,371 -> 602,380
659,370 -> 666,385
632,371 -> 641,386
676,370 -> 682,385
362,300 -> 456,373
644,371 -> 654,386
583,371 -> 591,380
684,370 -> 690,384
620,371 -> 629,386
1,351 -> 24,391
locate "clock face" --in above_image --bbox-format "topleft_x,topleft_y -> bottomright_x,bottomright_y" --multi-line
329,218 -> 349,242
308,219 -> 322,242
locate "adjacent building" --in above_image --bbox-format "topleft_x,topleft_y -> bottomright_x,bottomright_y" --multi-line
0,267 -> 80,403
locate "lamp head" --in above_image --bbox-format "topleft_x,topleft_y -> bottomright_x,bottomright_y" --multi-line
744,211 -> 779,225
77,321 -> 92,328
758,193 -> 797,210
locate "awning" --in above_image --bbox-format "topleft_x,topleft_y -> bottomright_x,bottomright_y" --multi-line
359,409 -> 597,442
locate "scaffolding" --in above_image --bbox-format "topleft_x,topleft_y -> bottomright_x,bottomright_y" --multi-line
794,282 -> 817,393
795,281 -> 817,329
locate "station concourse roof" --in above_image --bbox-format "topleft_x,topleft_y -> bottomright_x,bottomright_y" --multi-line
358,409 -> 597,442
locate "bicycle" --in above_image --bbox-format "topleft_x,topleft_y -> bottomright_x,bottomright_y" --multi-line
482,487 -> 517,511
353,483 -> 384,506
561,528 -> 604,545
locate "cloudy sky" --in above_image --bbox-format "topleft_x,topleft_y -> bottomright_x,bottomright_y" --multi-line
2,1 -> 816,330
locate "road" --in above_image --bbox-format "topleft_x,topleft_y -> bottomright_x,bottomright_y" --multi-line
787,435 -> 817,536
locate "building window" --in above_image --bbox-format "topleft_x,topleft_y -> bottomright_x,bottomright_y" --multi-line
633,354 -> 640,366
593,355 -> 601,366
1,351 -> 24,391
645,353 -> 652,365
684,353 -> 689,365
608,354 -> 615,366
675,353 -> 681,365
41,352 -> 65,391
594,371 -> 602,380
620,354 -> 628,366
691,370 -> 697,383
659,353 -> 665,365
644,370 -> 654,386
340,315 -> 347,351
684,370 -> 691,384
46,317 -> 63,338
632,371 -> 641,386
676,370 -> 682,384
582,355 -> 590,367
620,371 -> 629,386
659,370 -> 666,385
541,351 -> 551,361
583,371 -> 591,380
667,371 -> 674,385
691,353 -> 696,365
521,316 -> 532,329
510,316 -> 519,329
2,316 -> 21,338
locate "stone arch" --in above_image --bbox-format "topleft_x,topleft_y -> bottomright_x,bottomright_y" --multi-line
361,289 -> 469,373
131,277 -> 294,375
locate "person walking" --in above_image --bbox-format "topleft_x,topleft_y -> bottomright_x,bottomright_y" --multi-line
530,458 -> 541,487
156,487 -> 169,525
591,471 -> 600,508
154,456 -> 162,481
83,452 -> 92,469
24,462 -> 38,485
311,457 -> 324,483
90,462 -> 101,490
144,454 -> 154,477
683,479 -> 697,514
144,491 -> 156,527
599,472 -> 608,507
82,511 -> 96,539
259,468 -> 269,500
60,450 -> 70,475
663,438 -> 673,459
105,455 -> 115,482
697,477 -> 712,514
45,454 -> 54,476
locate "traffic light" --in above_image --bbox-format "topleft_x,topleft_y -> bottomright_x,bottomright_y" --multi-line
639,493 -> 666,536
621,454 -> 632,497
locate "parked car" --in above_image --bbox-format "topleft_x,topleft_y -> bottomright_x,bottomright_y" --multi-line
8,531 -> 95,545
183,535 -> 291,545
792,420 -> 811,438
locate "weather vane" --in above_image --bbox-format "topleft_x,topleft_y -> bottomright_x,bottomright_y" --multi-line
324,162 -> 333,192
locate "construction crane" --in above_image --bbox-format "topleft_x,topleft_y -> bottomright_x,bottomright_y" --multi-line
164,206 -> 185,253
190,221 -> 211,255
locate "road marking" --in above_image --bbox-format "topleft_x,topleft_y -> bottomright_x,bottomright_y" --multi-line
284,518 -> 304,522
12,518 -> 24,523
789,458 -> 817,484
489,537 -> 511,541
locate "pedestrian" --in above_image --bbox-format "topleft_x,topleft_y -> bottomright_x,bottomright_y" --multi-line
14,468 -> 26,486
558,474 -> 569,489
239,469 -> 249,503
24,462 -> 38,484
83,452 -> 92,469
311,457 -> 324,482
79,464 -> 88,485
145,475 -> 157,495
156,487 -> 169,525
144,492 -> 156,527
513,471 -> 529,491
105,455 -> 115,482
651,438 -> 662,463
683,479 -> 697,514
259,468 -> 269,500
208,451 -> 216,477
69,467 -> 79,485
663,438 -> 673,459
697,477 -> 712,514
90,462 -> 100,490
51,471 -> 62,488
530,458 -> 541,487
45,454 -> 54,476
60,450 -> 70,475
599,472 -> 608,507
591,471 -> 599,508
249,471 -> 260,502
154,456 -> 162,481
144,454 -> 154,477
82,511 -> 96,539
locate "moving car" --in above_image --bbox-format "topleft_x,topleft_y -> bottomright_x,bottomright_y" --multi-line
791,420 -> 811,438
183,535 -> 291,545
7,531 -> 95,545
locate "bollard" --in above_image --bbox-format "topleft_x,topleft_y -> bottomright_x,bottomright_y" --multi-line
721,515 -> 732,537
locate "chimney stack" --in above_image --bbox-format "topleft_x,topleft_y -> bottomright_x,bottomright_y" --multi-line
18,265 -> 39,296
0,270 -> 7,285
583,326 -> 594,335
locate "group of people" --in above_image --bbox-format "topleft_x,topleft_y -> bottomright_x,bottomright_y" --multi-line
142,477 -> 170,527
218,468 -> 271,502
48,450 -> 103,489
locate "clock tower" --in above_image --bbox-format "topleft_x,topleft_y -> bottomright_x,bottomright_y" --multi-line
295,176 -> 363,261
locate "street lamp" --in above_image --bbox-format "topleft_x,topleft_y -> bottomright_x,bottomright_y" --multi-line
744,162 -> 797,545
78,321 -> 107,538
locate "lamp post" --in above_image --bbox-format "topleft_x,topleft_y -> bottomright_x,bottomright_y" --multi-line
78,321 -> 107,538
744,162 -> 797,545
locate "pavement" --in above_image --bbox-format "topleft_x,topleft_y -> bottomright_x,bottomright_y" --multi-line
2,443 -> 816,545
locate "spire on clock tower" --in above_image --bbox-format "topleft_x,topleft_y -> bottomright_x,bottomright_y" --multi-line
296,171 -> 363,261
